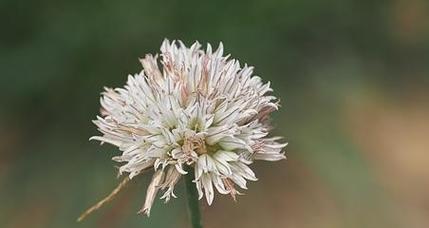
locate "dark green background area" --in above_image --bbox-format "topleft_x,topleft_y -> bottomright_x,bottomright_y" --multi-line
1,0 -> 428,227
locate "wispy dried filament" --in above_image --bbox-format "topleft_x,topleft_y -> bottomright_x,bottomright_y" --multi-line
78,177 -> 130,222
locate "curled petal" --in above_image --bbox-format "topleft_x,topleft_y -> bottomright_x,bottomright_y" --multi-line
139,170 -> 165,216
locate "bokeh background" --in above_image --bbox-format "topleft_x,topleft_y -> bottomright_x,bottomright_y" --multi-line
1,0 -> 428,227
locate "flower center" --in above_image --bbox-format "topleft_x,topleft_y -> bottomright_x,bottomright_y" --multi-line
195,143 -> 220,155
182,135 -> 221,156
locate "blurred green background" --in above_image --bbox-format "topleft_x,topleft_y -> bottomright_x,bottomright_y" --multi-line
1,0 -> 428,227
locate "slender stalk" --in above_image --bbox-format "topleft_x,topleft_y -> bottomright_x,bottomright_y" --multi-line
184,165 -> 203,228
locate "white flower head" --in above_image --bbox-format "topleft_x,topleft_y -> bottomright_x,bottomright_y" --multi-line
91,39 -> 287,216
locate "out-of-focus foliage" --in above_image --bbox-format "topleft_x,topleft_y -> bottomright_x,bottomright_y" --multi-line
0,0 -> 428,227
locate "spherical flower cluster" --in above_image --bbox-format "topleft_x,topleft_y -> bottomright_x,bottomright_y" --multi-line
91,39 -> 287,216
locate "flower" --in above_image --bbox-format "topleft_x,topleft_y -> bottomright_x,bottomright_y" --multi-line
91,39 -> 287,216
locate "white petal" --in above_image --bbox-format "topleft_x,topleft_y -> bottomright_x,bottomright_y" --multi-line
201,174 -> 214,205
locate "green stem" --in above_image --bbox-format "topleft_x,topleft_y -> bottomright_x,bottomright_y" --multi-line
184,165 -> 203,228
